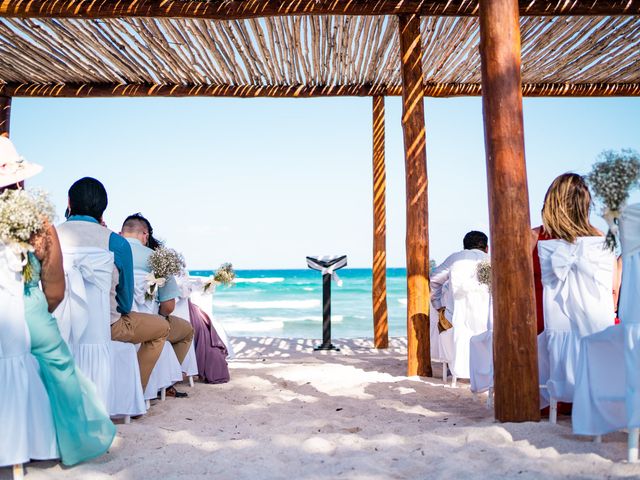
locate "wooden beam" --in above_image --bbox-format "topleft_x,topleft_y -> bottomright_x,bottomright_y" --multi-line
1,83 -> 639,98
0,97 -> 11,136
479,0 -> 540,422
0,0 -> 637,18
372,95 -> 389,349
398,14 -> 431,378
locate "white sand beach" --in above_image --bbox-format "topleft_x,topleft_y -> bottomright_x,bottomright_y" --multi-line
3,336 -> 640,480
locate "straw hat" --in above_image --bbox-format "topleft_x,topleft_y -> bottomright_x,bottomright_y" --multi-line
0,136 -> 42,188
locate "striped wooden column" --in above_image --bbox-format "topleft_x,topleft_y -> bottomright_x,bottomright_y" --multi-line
0,97 -> 11,136
479,0 -> 540,422
372,95 -> 389,349
398,14 -> 432,377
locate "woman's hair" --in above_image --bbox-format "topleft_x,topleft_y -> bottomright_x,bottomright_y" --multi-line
541,173 -> 600,242
123,212 -> 164,250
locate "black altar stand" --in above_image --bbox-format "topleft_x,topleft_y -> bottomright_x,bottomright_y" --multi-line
305,255 -> 347,351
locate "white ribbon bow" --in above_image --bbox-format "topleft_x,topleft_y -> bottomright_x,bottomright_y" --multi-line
602,207 -> 621,237
0,243 -> 28,357
146,272 -> 166,296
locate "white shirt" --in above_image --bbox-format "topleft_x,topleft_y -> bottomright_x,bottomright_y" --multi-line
431,249 -> 489,319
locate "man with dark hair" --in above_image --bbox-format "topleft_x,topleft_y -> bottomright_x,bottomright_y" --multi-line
430,230 -> 490,381
57,177 -> 170,393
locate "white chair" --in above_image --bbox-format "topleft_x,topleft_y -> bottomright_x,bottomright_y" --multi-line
439,259 -> 491,386
573,204 -> 640,461
429,300 -> 448,383
174,275 -> 198,386
0,244 -> 57,474
54,247 -> 114,407
469,297 -> 494,404
537,236 -> 616,424
132,269 -> 183,401
55,247 -> 146,422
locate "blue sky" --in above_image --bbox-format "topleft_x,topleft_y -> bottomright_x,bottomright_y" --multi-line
13,96 -> 640,270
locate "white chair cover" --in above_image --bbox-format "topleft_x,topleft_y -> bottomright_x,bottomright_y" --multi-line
109,340 -> 146,417
174,275 -> 198,377
0,244 -> 57,466
439,259 -> 491,379
429,301 -> 445,363
538,237 -> 615,404
190,276 -> 235,360
573,205 -> 640,436
55,247 -> 113,407
132,270 -> 182,400
470,297 -> 494,393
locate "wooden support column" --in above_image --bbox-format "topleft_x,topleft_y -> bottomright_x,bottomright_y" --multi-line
0,97 -> 11,136
372,95 -> 389,349
479,0 -> 540,422
398,15 -> 431,377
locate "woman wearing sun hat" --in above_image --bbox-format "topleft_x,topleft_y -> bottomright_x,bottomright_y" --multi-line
0,136 -> 116,466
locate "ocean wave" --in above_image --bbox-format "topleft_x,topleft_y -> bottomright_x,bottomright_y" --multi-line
302,287 -> 315,291
224,319 -> 284,332
234,277 -> 285,284
398,298 -> 407,305
262,315 -> 344,323
213,299 -> 321,310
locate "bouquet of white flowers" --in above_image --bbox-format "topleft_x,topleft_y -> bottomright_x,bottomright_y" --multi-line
0,188 -> 55,281
476,260 -> 492,290
587,149 -> 640,249
146,247 -> 186,300
203,263 -> 236,293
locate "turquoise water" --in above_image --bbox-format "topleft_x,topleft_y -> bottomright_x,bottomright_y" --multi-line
189,268 -> 408,339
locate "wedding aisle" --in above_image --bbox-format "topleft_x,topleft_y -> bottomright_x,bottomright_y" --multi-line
4,337 -> 639,480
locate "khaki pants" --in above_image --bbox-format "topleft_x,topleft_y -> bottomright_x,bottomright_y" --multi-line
166,315 -> 194,365
111,312 -> 170,390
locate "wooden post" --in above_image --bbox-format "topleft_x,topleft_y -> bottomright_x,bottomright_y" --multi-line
479,0 -> 540,422
398,15 -> 431,377
372,95 -> 389,349
0,97 -> 11,136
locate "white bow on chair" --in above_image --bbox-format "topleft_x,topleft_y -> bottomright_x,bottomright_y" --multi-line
0,243 -> 27,357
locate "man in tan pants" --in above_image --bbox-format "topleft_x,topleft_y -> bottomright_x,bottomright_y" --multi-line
121,214 -> 194,397
57,177 -> 170,391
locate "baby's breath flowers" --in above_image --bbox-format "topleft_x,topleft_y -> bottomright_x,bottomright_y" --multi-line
587,149 -> 640,249
203,263 -> 236,292
476,260 -> 492,290
146,247 -> 186,300
0,188 -> 55,281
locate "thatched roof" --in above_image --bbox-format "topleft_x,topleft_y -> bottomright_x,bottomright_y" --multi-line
0,1 -> 638,97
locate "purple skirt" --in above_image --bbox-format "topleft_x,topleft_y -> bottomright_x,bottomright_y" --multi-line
188,299 -> 230,384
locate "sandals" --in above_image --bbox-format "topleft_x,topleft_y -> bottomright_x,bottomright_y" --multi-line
164,386 -> 188,398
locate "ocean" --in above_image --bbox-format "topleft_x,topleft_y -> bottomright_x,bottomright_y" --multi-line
189,268 -> 408,339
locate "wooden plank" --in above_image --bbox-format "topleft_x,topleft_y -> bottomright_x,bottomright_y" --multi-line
1,82 -> 639,98
372,95 -> 389,349
0,0 -> 637,19
479,0 -> 540,422
398,14 -> 431,378
0,97 -> 10,135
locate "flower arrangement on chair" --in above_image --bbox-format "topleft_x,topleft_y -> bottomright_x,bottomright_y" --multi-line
203,263 -> 236,293
146,247 -> 186,300
475,260 -> 492,291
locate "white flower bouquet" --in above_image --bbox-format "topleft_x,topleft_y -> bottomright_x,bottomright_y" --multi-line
146,247 -> 186,300
203,263 -> 236,293
476,260 -> 492,290
587,149 -> 640,249
0,188 -> 55,281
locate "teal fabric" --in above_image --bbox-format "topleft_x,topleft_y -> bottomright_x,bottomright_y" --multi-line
126,238 -> 180,302
23,253 -> 116,466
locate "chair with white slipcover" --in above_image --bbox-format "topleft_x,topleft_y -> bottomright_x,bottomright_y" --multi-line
174,275 -> 198,387
0,244 -> 58,477
55,246 -> 145,423
190,277 -> 235,360
429,300 -> 448,383
537,236 -> 616,424
132,269 -> 183,403
573,204 -> 640,461
439,259 -> 491,386
469,297 -> 494,404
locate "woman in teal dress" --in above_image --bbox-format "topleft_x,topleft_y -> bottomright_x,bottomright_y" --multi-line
1,136 -> 115,466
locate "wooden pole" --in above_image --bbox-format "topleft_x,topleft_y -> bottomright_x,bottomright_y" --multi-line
479,0 -> 540,422
372,95 -> 388,349
0,97 -> 11,136
398,14 -> 431,377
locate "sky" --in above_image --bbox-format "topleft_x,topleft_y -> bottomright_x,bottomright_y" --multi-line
12,95 -> 640,270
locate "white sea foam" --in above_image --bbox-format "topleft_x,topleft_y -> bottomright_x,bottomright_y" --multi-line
213,299 -> 321,310
224,319 -> 285,332
398,298 -> 407,305
302,287 -> 315,291
234,277 -> 285,284
262,315 -> 344,323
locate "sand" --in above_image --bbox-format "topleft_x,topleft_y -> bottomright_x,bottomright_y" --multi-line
3,336 -> 640,480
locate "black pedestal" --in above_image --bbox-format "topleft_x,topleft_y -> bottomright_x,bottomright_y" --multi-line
313,272 -> 340,352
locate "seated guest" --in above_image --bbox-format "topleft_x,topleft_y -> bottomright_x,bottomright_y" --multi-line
430,231 -> 490,381
120,213 -> 194,397
56,178 -> 170,394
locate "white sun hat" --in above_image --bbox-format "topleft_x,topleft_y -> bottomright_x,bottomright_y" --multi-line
0,136 -> 43,188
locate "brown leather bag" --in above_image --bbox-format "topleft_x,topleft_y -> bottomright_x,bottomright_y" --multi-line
437,308 -> 453,333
